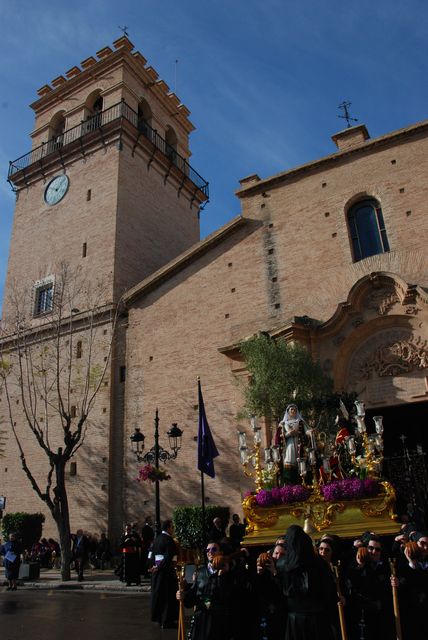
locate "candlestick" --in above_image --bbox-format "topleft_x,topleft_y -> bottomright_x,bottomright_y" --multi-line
354,400 -> 365,417
250,415 -> 258,431
238,431 -> 247,448
373,416 -> 384,435
356,416 -> 366,433
347,436 -> 356,454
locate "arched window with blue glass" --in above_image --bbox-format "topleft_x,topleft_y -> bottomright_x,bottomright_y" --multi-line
347,198 -> 390,262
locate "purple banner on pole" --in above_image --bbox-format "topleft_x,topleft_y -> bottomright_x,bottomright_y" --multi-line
197,380 -> 219,478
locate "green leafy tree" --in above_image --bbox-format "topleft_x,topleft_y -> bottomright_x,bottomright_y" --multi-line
2,512 -> 45,551
239,334 -> 355,432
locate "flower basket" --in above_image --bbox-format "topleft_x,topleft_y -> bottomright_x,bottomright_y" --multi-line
137,464 -> 171,483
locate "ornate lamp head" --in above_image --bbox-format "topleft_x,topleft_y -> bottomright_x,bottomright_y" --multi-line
167,423 -> 183,453
130,427 -> 145,455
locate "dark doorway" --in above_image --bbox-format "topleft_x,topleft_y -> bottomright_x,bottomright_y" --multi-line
365,399 -> 428,456
365,400 -> 428,527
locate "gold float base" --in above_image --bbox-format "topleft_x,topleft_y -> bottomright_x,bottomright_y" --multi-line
242,481 -> 398,545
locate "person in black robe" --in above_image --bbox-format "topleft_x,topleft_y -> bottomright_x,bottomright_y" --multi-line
391,540 -> 428,640
276,525 -> 338,640
254,544 -> 287,640
141,516 -> 155,578
345,536 -> 394,640
229,514 -> 246,550
208,517 -> 226,543
118,523 -> 141,585
177,543 -> 237,640
150,519 -> 179,629
95,533 -> 111,570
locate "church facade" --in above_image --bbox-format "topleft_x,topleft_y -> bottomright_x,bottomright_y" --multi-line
1,38 -> 427,539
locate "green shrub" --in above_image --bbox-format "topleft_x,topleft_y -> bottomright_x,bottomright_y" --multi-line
1,512 -> 45,551
173,505 -> 230,549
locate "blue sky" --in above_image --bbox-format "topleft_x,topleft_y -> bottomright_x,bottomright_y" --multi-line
1,0 -> 427,312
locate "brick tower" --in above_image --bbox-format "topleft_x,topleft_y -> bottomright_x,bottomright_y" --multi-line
1,37 -> 208,537
4,36 -> 208,322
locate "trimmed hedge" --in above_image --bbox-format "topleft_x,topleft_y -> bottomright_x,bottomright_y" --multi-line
173,505 -> 230,549
1,512 -> 45,551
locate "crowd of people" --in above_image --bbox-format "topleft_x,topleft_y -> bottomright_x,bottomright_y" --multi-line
170,517 -> 427,640
29,537 -> 61,568
2,511 -> 428,640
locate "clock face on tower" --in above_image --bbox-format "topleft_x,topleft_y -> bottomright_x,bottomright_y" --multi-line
44,174 -> 69,205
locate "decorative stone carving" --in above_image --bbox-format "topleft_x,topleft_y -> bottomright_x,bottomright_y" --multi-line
366,288 -> 399,316
405,305 -> 420,316
360,338 -> 428,379
347,329 -> 428,388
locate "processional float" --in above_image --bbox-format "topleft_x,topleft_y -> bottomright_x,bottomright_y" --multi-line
239,401 -> 398,544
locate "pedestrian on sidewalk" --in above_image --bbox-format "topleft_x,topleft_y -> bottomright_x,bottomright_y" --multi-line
96,533 -> 111,570
71,529 -> 90,582
1,532 -> 22,591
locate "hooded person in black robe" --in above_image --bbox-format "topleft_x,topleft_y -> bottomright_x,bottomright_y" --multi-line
276,525 -> 338,640
178,545 -> 237,640
150,519 -> 179,629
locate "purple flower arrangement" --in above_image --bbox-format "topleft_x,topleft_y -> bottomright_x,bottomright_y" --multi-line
254,478 -> 380,506
255,484 -> 310,507
321,478 -> 380,502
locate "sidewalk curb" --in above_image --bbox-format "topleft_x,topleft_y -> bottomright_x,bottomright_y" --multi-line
17,582 -> 151,593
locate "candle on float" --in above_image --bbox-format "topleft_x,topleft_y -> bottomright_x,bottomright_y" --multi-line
238,431 -> 247,448
240,447 -> 249,464
375,435 -> 383,450
347,436 -> 356,454
271,446 -> 281,463
356,416 -> 366,433
354,400 -> 365,417
264,447 -> 272,463
254,428 -> 262,444
373,416 -> 384,435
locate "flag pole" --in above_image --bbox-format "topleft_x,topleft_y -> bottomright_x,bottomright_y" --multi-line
201,469 -> 206,552
197,376 -> 219,555
198,377 -> 207,552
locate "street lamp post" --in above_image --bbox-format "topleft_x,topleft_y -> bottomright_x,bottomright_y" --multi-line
130,408 -> 183,535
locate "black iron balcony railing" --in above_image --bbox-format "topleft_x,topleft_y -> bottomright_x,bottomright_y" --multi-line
8,100 -> 209,197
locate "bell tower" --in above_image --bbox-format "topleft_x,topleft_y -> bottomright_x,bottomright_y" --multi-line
0,37 -> 209,537
3,36 -> 208,321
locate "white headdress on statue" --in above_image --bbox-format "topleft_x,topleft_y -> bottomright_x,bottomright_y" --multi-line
282,403 -> 304,427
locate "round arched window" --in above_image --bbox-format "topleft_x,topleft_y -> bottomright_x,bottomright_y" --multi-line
347,199 -> 390,262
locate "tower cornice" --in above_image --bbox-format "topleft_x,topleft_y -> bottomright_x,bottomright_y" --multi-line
30,38 -> 195,133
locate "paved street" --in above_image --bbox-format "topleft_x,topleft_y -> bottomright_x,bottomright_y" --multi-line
0,590 -> 180,640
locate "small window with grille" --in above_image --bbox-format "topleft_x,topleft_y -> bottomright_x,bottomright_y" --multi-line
33,278 -> 54,317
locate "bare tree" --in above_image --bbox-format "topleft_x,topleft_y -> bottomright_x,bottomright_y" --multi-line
0,263 -> 120,580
